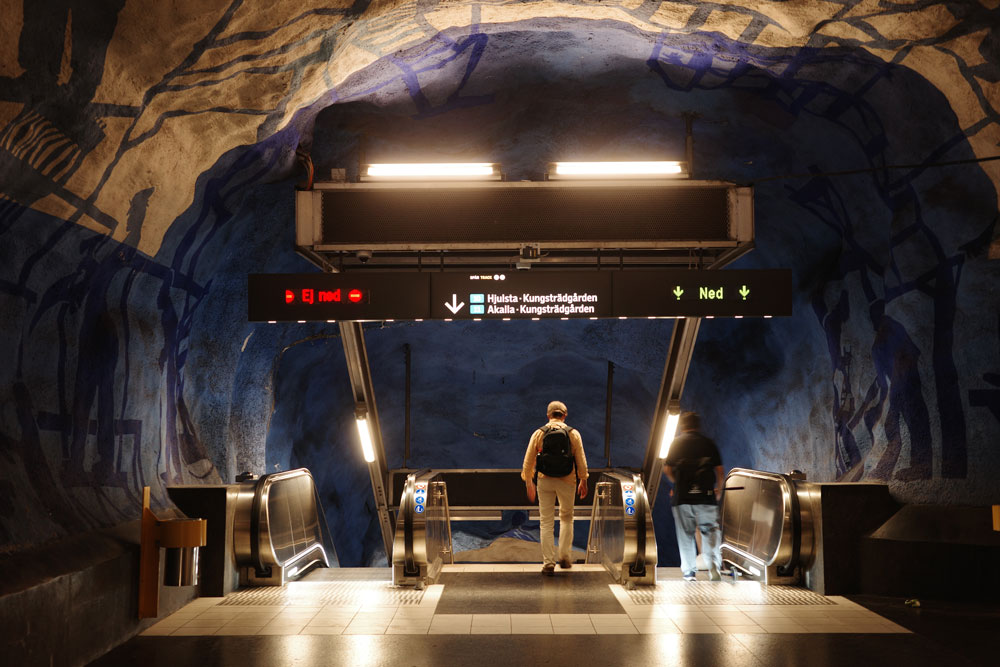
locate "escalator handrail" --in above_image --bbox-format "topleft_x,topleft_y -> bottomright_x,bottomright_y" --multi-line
628,472 -> 647,577
249,472 -> 272,574
403,474 -> 417,576
775,472 -> 801,576
401,469 -> 434,577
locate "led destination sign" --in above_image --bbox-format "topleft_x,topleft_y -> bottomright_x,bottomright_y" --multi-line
430,272 -> 610,319
248,270 -> 791,321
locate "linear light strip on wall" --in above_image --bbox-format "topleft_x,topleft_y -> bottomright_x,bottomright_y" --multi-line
549,161 -> 686,179
355,416 -> 376,463
363,163 -> 499,180
658,412 -> 681,458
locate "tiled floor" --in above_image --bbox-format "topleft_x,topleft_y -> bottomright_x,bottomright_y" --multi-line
141,565 -> 909,637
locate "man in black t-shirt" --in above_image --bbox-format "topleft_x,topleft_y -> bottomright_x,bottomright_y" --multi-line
663,412 -> 724,581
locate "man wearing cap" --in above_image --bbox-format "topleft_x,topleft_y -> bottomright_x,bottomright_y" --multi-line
522,400 -> 589,575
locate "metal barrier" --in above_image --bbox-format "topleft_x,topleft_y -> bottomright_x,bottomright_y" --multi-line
586,470 -> 657,588
234,468 -> 331,585
720,468 -> 817,584
393,470 -> 453,587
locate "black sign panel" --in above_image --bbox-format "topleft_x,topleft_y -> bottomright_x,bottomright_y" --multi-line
247,270 -> 792,321
247,273 -> 428,322
613,270 -> 792,318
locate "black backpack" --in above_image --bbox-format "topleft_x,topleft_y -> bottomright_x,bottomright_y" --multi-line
675,456 -> 717,502
535,423 -> 576,477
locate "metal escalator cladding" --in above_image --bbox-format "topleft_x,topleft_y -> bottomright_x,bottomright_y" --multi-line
392,470 -> 453,587
234,468 -> 331,582
720,468 -> 816,582
586,470 -> 656,586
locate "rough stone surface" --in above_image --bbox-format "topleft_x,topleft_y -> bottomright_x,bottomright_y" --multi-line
1,2 -> 998,577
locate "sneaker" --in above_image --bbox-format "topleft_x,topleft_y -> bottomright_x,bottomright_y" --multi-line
542,563 -> 555,576
683,572 -> 697,582
709,567 -> 722,582
558,558 -> 573,569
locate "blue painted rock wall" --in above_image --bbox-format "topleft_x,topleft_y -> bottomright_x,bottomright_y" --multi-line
1,3 -> 998,568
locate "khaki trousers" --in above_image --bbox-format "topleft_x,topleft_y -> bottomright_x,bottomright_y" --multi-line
537,475 -> 576,565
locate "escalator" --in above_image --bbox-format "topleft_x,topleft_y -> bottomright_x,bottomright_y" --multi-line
391,468 -> 657,588
232,468 -> 334,585
720,468 -> 817,584
585,470 -> 657,588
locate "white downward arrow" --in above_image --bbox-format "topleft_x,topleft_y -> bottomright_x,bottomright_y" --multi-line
444,294 -> 465,314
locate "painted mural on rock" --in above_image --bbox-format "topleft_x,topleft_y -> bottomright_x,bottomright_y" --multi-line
1,1 -> 998,564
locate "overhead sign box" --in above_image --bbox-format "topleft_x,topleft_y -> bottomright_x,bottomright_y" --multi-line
294,180 -> 753,271
248,270 -> 791,321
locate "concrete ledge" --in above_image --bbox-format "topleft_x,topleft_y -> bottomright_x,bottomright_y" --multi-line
860,505 -> 1000,601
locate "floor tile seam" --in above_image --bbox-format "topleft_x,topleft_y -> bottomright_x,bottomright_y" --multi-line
591,621 -> 640,627
162,626 -> 912,636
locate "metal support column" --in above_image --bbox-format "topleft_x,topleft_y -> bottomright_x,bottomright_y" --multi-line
641,317 -> 702,508
639,244 -> 755,507
339,321 -> 394,560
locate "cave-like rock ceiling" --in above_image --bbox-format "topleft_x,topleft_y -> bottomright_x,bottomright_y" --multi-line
2,1 -> 997,251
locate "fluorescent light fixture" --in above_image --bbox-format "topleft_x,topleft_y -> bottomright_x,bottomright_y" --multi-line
355,416 -> 375,463
362,163 -> 500,181
658,412 -> 681,458
548,161 -> 685,179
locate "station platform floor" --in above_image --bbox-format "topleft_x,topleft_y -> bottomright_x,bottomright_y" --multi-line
91,565 -> 992,666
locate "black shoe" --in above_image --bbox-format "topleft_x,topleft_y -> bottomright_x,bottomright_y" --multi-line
542,563 -> 555,576
558,558 -> 572,569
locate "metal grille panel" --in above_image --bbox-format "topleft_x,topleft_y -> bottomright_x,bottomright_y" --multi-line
218,581 -> 425,607
628,581 -> 836,606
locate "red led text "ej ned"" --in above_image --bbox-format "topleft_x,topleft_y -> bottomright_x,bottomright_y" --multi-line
286,288 -> 366,305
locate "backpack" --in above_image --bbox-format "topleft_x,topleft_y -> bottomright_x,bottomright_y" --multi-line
675,456 -> 717,502
535,423 -> 576,477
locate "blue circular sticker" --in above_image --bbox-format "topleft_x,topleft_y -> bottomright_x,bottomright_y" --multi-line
415,495 -> 425,504
414,504 -> 425,514
625,507 -> 635,515
625,497 -> 635,506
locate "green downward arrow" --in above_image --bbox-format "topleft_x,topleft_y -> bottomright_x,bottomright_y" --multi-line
673,286 -> 684,300
739,285 -> 750,300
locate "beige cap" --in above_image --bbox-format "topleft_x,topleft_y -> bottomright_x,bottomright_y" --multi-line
546,400 -> 567,417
